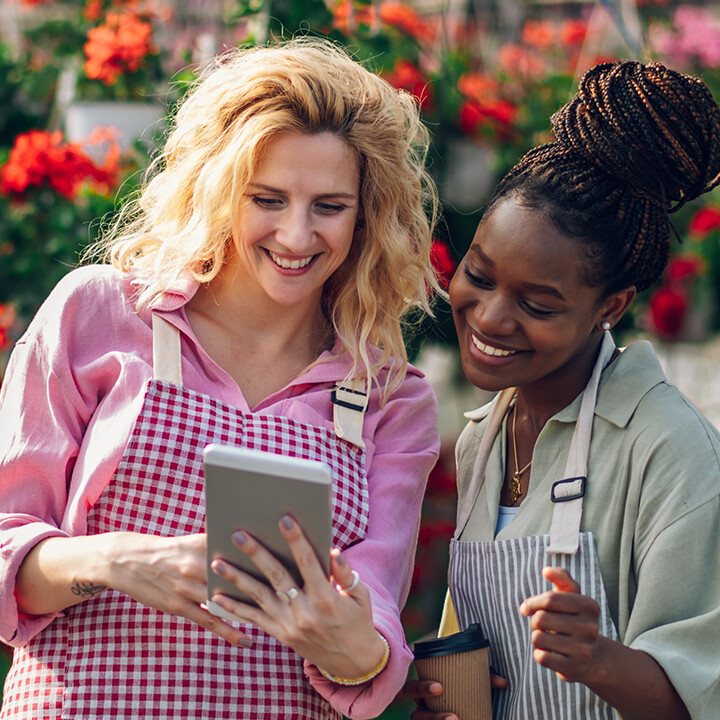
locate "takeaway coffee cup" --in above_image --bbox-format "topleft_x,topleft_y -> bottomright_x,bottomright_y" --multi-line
413,623 -> 492,720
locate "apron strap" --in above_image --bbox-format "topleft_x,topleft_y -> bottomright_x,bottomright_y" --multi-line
548,330 -> 616,554
152,313 -> 183,385
455,387 -> 516,538
152,312 -> 368,446
331,378 -> 369,449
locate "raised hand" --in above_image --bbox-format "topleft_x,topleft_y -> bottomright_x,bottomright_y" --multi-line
519,566 -> 604,683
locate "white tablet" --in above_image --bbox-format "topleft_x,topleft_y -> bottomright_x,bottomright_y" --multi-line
203,443 -> 332,620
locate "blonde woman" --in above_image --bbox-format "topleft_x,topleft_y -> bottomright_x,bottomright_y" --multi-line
0,39 -> 441,719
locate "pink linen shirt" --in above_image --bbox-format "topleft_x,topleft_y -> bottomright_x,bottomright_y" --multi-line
0,264 -> 440,719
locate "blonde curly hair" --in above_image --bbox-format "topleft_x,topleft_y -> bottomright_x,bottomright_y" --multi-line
98,37 -> 441,400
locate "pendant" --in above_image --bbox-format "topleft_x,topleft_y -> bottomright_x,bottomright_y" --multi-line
508,473 -> 522,505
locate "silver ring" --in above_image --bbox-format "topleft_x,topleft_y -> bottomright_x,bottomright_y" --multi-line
276,587 -> 299,605
341,570 -> 360,593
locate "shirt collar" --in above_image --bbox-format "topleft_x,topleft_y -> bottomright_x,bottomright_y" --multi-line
140,271 -> 426,386
463,340 -> 667,429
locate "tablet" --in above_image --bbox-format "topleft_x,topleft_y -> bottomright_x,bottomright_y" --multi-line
203,443 -> 333,620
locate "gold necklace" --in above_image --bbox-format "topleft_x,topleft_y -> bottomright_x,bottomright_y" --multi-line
509,400 -> 532,505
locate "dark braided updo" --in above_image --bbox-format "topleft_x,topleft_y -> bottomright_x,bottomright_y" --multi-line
486,60 -> 720,294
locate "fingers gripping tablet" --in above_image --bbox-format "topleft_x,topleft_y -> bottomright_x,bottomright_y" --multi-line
202,444 -> 332,619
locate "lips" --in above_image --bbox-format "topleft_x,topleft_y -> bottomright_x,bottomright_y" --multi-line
268,250 -> 316,269
470,333 -> 519,357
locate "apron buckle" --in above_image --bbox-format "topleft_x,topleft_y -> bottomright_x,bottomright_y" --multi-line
551,476 -> 586,503
331,385 -> 368,412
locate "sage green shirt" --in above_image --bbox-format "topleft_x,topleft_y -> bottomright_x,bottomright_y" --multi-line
455,340 -> 720,720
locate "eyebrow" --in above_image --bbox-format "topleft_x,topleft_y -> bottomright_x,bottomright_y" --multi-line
247,183 -> 357,200
470,244 -> 567,301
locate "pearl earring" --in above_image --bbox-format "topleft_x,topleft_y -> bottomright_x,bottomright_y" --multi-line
601,321 -> 611,331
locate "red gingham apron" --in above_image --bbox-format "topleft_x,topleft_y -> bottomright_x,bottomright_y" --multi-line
2,315 -> 369,719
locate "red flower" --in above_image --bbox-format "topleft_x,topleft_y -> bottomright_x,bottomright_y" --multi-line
0,304 -> 16,352
0,130 -> 116,199
666,254 -> 704,282
688,205 -> 720,238
561,19 -> 588,46
384,60 -> 433,110
649,286 -> 687,339
84,11 -> 156,85
430,240 -> 456,290
458,99 -> 516,136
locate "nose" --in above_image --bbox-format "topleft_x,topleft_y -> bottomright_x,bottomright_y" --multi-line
472,290 -> 516,336
276,205 -> 315,254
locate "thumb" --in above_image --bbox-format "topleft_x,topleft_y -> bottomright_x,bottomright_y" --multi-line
542,566 -> 580,593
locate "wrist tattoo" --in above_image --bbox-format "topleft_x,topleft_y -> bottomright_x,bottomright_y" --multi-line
71,582 -> 107,599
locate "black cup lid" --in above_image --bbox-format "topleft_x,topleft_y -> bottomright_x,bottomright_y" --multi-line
413,623 -> 489,659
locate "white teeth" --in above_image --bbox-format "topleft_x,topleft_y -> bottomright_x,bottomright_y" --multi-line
269,251 -> 313,269
471,334 -> 517,357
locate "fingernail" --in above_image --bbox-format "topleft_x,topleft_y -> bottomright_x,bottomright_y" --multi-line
519,602 -> 527,615
334,552 -> 346,566
213,560 -> 227,576
281,515 -> 294,530
238,637 -> 253,648
429,682 -> 443,694
233,531 -> 248,545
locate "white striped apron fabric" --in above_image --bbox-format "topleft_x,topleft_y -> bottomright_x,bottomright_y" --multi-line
1,315 -> 369,720
449,332 -> 620,719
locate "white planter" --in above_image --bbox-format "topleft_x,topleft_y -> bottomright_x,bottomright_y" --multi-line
64,101 -> 166,150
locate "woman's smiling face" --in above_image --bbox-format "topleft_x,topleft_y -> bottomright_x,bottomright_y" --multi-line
450,195 -> 615,397
226,131 -> 360,314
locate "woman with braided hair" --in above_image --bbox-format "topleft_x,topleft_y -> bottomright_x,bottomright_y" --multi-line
406,60 -> 720,719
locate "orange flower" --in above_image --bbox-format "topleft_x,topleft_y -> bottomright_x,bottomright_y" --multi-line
379,2 -> 436,44
84,11 -> 156,85
83,0 -> 104,22
331,1 -> 435,44
0,304 -> 16,353
0,130 -> 117,199
522,20 -> 555,49
457,73 -> 499,103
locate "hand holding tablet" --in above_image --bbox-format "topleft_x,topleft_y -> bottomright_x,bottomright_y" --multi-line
202,444 -> 333,619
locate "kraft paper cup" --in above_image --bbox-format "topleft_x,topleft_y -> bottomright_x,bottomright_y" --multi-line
413,623 -> 492,720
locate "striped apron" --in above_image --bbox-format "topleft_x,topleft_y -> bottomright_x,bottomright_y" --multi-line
1,314 -> 369,720
449,332 -> 619,720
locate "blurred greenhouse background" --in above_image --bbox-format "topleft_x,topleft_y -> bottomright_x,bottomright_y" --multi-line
2,0 -> 720,716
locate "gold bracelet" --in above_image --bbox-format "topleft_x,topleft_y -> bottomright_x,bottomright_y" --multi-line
317,633 -> 390,686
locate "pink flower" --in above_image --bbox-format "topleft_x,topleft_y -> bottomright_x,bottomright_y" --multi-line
649,6 -> 720,69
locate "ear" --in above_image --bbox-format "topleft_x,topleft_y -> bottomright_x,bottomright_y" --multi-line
595,286 -> 636,332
